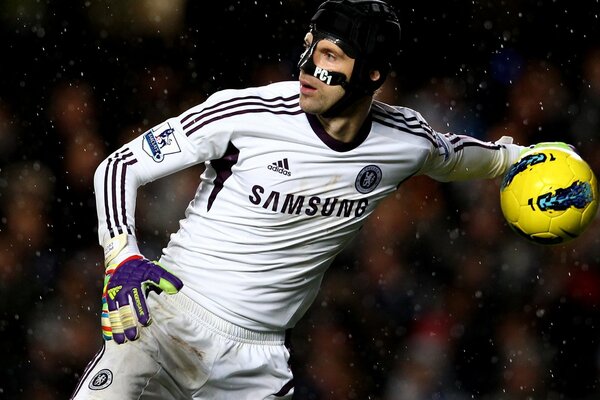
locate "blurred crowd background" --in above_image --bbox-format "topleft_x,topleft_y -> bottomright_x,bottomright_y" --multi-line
1,0 -> 600,399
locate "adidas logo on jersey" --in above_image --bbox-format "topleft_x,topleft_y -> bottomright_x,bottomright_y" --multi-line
267,158 -> 292,176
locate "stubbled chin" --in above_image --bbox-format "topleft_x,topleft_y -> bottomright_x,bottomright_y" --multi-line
299,96 -> 320,114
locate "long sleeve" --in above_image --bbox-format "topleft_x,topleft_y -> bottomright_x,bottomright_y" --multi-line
93,91 -> 238,262
417,122 -> 525,182
93,119 -> 202,262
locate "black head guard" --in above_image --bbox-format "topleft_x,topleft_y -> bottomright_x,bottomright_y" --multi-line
299,0 -> 401,116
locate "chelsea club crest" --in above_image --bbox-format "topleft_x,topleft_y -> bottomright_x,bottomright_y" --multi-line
355,165 -> 382,194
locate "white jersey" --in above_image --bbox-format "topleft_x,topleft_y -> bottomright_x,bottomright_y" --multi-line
94,80 -> 522,331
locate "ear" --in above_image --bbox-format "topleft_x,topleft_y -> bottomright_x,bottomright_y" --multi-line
370,70 -> 381,82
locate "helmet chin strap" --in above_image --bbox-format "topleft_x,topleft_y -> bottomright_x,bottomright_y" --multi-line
298,34 -> 376,118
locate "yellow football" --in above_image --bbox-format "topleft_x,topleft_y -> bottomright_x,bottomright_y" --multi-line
500,146 -> 598,245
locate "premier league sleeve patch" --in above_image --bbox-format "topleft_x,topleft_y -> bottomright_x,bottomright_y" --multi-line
142,122 -> 181,162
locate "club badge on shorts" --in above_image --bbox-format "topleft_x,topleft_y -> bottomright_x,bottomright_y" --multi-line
355,165 -> 382,194
89,369 -> 113,390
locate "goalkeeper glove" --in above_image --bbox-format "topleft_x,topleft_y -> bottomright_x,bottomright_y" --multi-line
101,255 -> 183,344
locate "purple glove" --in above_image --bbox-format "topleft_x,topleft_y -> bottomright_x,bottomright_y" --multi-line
103,256 -> 183,344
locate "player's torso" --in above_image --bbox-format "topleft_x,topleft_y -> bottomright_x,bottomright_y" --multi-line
192,103 -> 432,248
161,82 -> 435,329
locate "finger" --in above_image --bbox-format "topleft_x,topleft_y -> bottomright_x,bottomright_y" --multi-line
109,308 -> 126,344
104,266 -> 116,288
119,303 -> 139,341
157,273 -> 183,295
101,294 -> 112,341
145,263 -> 183,295
130,287 -> 151,326
106,284 -> 125,312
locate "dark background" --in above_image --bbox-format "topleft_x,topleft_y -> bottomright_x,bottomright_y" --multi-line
1,0 -> 600,399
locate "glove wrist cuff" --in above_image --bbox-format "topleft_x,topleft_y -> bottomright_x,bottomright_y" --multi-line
117,254 -> 144,268
103,233 -> 141,267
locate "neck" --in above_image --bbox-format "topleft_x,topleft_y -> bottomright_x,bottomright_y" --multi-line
317,96 -> 373,143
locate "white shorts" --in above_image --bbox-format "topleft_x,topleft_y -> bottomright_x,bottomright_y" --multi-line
71,292 -> 294,399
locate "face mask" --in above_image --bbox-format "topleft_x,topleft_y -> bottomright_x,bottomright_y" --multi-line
298,31 -> 351,88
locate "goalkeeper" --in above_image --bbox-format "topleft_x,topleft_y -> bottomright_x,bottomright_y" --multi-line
70,1 -> 549,399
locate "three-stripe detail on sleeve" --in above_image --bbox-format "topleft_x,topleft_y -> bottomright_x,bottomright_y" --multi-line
372,106 -> 439,146
103,148 -> 138,238
372,105 -> 503,152
180,93 -> 302,137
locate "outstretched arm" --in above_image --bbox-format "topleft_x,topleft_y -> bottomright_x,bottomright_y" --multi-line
421,132 -> 526,182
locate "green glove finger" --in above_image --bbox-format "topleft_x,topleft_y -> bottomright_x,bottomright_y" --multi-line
522,141 -> 575,156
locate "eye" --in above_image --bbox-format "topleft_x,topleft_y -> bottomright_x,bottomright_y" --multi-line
325,51 -> 337,61
318,48 -> 338,63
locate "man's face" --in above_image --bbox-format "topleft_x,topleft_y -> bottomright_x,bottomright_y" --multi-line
298,32 -> 355,115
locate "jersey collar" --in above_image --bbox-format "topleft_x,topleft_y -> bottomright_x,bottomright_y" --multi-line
305,112 -> 372,152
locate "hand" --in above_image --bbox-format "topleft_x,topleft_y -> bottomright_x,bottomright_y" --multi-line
101,256 -> 183,344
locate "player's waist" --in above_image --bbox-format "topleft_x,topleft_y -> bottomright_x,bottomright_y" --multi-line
161,291 -> 286,345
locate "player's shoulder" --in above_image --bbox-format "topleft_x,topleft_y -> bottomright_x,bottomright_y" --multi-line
178,81 -> 300,125
372,100 -> 428,125
371,100 -> 435,138
207,81 -> 299,104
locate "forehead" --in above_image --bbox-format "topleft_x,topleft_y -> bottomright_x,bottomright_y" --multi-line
305,31 -> 354,58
